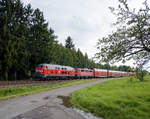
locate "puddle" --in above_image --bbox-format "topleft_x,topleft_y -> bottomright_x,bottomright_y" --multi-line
43,96 -> 50,100
12,114 -> 25,119
57,95 -> 102,119
30,100 -> 38,103
57,95 -> 73,108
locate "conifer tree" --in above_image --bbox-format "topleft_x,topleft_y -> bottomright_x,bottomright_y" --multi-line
65,36 -> 75,50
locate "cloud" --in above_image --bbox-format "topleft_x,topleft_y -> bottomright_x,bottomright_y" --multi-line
21,0 -> 146,68
24,0 -> 119,55
22,0 -> 31,4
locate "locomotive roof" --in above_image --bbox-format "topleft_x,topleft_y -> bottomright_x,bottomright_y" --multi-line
41,64 -> 75,70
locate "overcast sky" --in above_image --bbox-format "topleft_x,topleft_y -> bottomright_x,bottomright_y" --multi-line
22,0 -> 150,69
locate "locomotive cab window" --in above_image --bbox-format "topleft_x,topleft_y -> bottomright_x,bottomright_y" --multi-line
37,65 -> 43,69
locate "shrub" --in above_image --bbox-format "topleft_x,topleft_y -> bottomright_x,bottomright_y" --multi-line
136,70 -> 147,81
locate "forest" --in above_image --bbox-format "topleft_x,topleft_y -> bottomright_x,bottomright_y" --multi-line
0,0 -> 133,80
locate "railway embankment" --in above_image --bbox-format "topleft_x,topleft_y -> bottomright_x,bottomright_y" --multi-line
0,79 -> 99,101
71,76 -> 150,119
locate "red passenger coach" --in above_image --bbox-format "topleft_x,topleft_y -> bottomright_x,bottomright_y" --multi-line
35,64 -> 75,79
111,71 -> 121,77
93,69 -> 108,78
93,69 -> 132,78
128,72 -> 136,76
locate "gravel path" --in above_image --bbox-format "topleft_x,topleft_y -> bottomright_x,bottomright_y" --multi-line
0,79 -> 109,119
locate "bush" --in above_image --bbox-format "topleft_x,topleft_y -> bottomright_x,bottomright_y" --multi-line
136,70 -> 147,81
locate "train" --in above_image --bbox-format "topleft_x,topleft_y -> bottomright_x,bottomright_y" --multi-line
35,63 -> 135,79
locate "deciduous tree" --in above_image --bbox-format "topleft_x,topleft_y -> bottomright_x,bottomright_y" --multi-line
96,0 -> 150,66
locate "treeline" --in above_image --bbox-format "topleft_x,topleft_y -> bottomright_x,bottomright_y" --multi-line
0,0 -> 97,80
0,0 -> 133,80
104,64 -> 134,72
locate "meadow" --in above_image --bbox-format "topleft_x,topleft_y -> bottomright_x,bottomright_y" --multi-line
71,76 -> 150,119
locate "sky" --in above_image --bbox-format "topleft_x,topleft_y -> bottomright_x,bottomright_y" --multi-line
22,0 -> 150,70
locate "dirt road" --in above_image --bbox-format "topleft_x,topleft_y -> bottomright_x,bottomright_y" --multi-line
0,79 -> 108,119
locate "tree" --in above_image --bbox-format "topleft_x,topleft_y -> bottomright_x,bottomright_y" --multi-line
65,36 -> 75,50
0,0 -> 56,80
0,0 -> 27,80
27,8 -> 55,73
111,65 -> 118,71
118,65 -> 133,72
75,49 -> 85,68
96,0 -> 150,67
136,68 -> 148,81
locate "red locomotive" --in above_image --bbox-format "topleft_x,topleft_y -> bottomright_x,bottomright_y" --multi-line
35,63 -> 135,79
35,64 -> 75,79
75,68 -> 94,79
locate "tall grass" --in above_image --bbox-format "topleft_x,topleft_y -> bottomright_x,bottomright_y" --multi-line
71,76 -> 150,119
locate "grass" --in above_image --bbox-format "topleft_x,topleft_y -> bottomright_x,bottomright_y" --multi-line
71,76 -> 150,119
0,79 -> 99,101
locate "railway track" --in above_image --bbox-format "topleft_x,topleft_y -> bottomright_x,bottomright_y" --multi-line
0,80 -> 70,89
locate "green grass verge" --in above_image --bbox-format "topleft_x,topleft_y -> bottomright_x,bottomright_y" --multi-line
71,76 -> 150,119
0,79 -> 99,101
